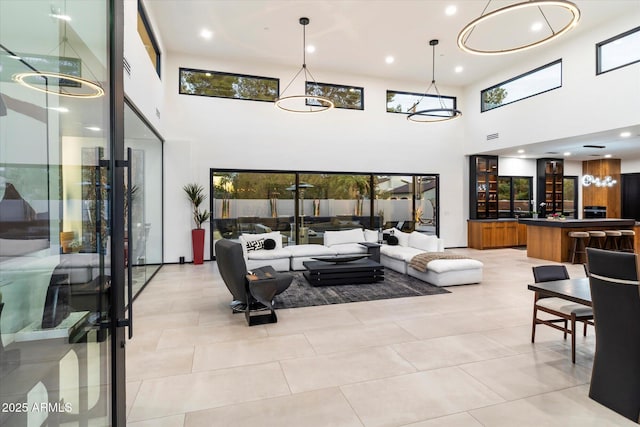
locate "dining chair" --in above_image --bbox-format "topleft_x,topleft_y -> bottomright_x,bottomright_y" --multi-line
586,248 -> 640,423
531,265 -> 594,363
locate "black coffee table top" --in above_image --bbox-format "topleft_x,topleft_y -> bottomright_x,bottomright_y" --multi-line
311,254 -> 370,263
304,258 -> 382,271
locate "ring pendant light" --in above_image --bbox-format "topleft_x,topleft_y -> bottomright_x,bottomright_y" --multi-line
458,0 -> 581,55
407,39 -> 462,123
13,72 -> 105,98
275,17 -> 334,113
11,4 -> 104,98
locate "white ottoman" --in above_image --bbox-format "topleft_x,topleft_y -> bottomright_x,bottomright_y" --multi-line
407,258 -> 484,287
286,244 -> 337,271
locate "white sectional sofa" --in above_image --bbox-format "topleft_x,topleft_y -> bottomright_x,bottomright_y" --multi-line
380,228 -> 483,286
235,228 -> 483,286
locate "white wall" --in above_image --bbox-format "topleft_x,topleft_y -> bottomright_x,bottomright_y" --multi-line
463,13 -> 640,155
160,53 -> 468,261
123,0 -> 164,133
123,6 -> 640,262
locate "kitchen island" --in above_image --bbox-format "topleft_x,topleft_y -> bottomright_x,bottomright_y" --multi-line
518,218 -> 639,262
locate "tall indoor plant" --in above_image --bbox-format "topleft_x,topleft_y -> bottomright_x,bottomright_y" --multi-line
183,183 -> 210,264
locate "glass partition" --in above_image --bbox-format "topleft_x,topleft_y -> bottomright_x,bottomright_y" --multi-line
211,170 -> 439,253
1,0 -> 113,424
497,176 -> 533,218
124,103 -> 163,299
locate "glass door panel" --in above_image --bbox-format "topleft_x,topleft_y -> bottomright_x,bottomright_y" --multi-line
1,1 -> 114,425
124,104 -> 163,299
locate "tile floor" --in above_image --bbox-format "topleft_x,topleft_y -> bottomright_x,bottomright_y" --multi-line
126,248 -> 637,426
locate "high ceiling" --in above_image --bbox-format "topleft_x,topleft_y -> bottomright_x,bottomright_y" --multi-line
145,0 -> 637,86
144,0 -> 640,160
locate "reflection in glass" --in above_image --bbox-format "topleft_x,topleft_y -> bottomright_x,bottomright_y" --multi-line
481,60 -> 562,112
1,1 -> 112,423
597,27 -> 640,74
179,68 -> 279,102
124,103 -> 163,300
211,171 -> 439,252
386,90 -> 455,115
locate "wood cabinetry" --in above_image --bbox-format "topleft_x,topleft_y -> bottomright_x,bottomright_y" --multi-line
470,155 -> 499,219
537,158 -> 563,214
468,220 -> 522,249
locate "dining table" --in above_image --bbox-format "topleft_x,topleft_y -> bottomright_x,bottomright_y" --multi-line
527,277 -> 591,306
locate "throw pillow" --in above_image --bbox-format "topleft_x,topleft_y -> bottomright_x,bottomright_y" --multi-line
246,238 -> 265,252
263,238 -> 276,250
387,235 -> 399,246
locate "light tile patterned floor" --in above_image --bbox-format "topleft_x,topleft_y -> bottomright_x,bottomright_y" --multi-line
126,248 -> 637,426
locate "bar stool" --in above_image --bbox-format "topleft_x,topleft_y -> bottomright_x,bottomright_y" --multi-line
568,231 -> 589,264
587,231 -> 606,249
604,230 -> 622,250
619,229 -> 636,253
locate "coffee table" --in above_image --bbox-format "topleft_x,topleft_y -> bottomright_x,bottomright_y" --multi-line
302,258 -> 384,286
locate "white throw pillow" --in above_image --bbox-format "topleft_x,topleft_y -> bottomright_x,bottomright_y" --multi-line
409,231 -> 439,252
395,229 -> 410,247
240,231 -> 282,251
363,229 -> 378,243
324,228 -> 366,246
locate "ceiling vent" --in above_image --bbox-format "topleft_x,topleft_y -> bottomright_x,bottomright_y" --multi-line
583,144 -> 606,149
545,152 -> 559,155
156,108 -> 161,119
486,133 -> 499,141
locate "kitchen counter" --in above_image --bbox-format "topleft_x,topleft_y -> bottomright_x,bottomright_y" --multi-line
518,218 -> 639,262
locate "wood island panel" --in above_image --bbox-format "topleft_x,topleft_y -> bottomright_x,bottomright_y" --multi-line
520,218 -> 638,262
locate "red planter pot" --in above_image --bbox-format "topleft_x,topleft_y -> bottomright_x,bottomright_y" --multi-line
191,228 -> 205,265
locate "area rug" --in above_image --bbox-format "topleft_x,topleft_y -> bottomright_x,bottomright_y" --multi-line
274,269 -> 450,309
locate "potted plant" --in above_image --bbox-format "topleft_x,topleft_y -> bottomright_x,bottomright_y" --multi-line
183,183 -> 211,264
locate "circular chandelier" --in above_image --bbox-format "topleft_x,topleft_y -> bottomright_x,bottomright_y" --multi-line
407,39 -> 462,123
12,72 -> 105,99
275,17 -> 334,114
457,0 -> 581,55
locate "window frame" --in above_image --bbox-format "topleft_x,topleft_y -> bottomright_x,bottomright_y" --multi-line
137,1 -> 161,77
178,67 -> 280,102
305,81 -> 365,110
480,59 -> 562,112
596,26 -> 640,75
497,175 -> 533,218
386,90 -> 458,115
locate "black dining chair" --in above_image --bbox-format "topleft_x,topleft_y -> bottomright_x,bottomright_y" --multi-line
531,265 -> 594,363
586,248 -> 640,423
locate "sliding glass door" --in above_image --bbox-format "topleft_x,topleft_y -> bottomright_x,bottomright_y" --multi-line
1,0 -> 125,424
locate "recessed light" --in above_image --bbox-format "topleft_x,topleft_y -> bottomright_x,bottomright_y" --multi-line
200,29 -> 213,39
517,149 -> 525,154
530,21 -> 543,32
7,55 -> 21,60
306,45 -> 316,53
445,5 -> 457,16
85,126 -> 101,132
564,152 -> 571,156
620,131 -> 631,137
454,65 -> 463,73
605,154 -> 612,158
385,56 -> 395,64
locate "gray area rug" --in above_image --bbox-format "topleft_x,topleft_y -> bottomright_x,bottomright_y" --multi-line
274,269 -> 450,309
